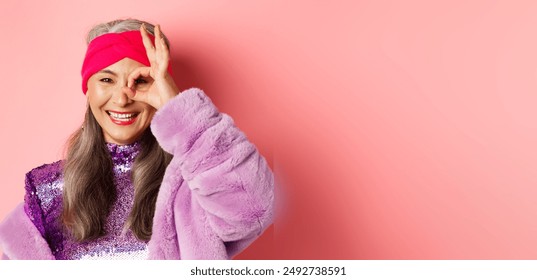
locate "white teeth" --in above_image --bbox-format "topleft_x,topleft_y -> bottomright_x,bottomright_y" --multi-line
108,112 -> 136,119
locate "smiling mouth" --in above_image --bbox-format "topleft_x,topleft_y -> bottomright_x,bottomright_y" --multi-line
106,111 -> 139,125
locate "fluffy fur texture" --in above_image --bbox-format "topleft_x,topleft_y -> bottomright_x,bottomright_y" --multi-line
0,204 -> 54,260
0,88 -> 274,259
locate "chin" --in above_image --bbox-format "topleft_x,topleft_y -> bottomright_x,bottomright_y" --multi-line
106,132 -> 142,145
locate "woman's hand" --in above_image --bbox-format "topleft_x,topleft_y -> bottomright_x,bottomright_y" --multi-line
125,24 -> 179,110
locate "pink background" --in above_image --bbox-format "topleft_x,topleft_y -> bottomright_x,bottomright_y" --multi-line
2,0 -> 537,259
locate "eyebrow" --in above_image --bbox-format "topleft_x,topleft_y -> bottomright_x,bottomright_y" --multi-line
98,69 -> 117,76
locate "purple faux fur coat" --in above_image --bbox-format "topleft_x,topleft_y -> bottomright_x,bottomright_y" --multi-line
0,88 -> 274,260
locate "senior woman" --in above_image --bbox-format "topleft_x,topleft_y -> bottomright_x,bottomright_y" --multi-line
0,19 -> 274,260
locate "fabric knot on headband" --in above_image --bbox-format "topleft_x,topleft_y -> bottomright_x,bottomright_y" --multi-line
81,30 -> 172,94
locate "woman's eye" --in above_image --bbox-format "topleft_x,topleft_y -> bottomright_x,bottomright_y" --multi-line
134,78 -> 147,84
100,78 -> 113,83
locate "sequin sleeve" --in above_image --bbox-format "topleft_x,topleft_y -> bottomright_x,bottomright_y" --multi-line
151,88 -> 274,251
23,170 -> 46,238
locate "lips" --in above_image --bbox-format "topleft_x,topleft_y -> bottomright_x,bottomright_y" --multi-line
106,110 -> 139,126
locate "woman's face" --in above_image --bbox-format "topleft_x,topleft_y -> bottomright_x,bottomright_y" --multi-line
86,58 -> 155,145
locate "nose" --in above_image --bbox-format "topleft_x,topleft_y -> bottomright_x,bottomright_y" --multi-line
111,86 -> 134,106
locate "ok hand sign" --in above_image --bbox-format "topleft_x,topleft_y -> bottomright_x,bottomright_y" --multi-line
125,24 -> 179,110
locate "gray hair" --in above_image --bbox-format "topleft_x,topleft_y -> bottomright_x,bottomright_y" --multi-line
86,18 -> 171,49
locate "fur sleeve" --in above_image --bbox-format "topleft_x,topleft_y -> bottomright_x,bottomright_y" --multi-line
0,204 -> 54,260
150,88 -> 274,244
0,169 -> 55,259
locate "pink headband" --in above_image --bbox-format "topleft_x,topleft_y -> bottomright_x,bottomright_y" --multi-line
81,30 -> 171,94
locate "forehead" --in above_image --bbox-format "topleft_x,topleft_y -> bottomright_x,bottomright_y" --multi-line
100,58 -> 146,73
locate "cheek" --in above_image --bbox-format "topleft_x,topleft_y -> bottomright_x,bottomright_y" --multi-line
145,107 -> 157,120
87,96 -> 99,113
87,100 -> 102,121
86,89 -> 109,110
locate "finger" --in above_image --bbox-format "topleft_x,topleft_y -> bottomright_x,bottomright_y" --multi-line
123,86 -> 136,99
123,86 -> 149,104
154,24 -> 162,50
154,25 -> 168,54
140,23 -> 156,63
154,24 -> 170,74
127,67 -> 152,89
